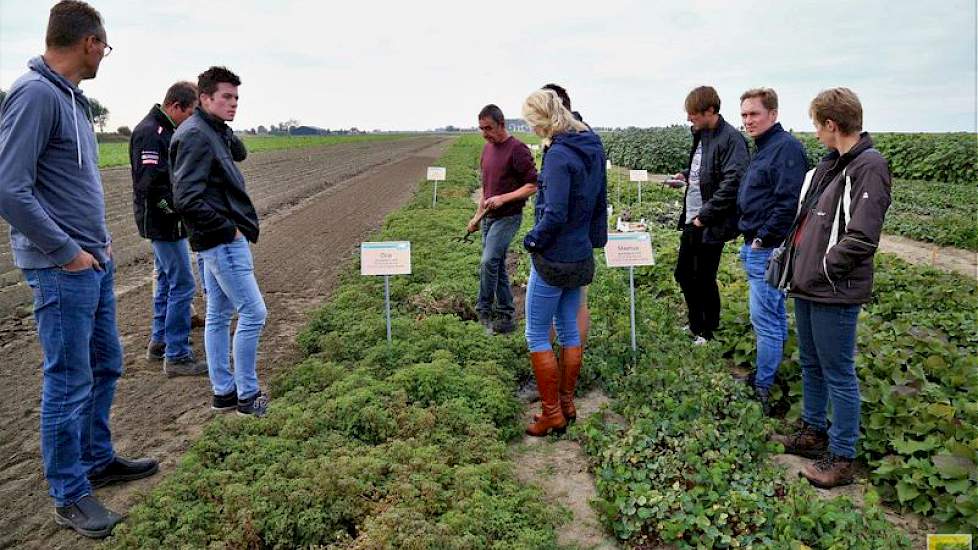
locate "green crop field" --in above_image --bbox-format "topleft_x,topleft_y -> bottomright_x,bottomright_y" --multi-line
96,133 -> 415,169
104,134 -> 978,549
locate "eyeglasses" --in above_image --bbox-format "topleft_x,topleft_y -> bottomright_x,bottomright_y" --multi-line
93,36 -> 113,57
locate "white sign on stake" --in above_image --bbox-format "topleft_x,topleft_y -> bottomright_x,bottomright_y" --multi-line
605,232 -> 655,356
361,241 -> 412,345
606,159 -> 612,170
361,241 -> 412,275
426,167 -> 446,181
605,232 -> 655,267
529,144 -> 540,151
628,170 -> 648,182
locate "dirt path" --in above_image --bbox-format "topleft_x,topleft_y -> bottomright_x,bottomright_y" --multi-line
511,390 -> 623,550
879,234 -> 977,279
0,136 -> 451,549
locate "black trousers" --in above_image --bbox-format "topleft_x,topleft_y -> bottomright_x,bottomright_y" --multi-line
674,224 -> 725,339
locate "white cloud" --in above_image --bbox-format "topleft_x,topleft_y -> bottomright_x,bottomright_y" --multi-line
1,0 -> 974,132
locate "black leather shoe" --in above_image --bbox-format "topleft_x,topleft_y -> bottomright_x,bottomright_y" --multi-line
88,456 -> 159,489
54,495 -> 123,538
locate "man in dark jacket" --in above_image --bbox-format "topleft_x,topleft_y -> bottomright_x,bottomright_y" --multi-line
171,66 -> 268,417
672,86 -> 749,343
772,88 -> 891,488
130,81 -> 207,377
0,1 -> 157,537
737,87 -> 807,411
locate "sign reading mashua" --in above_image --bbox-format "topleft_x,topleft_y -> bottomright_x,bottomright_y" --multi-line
605,232 -> 655,267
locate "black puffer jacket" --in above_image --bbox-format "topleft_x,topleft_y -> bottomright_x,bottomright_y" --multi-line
676,115 -> 750,243
170,107 -> 258,251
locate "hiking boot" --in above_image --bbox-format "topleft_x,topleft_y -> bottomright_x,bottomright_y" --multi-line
492,315 -> 516,334
163,354 -> 208,378
770,421 -> 829,458
801,452 -> 855,488
54,495 -> 123,539
88,456 -> 159,489
237,392 -> 270,417
526,351 -> 566,437
754,385 -> 771,416
212,389 -> 238,412
146,340 -> 165,361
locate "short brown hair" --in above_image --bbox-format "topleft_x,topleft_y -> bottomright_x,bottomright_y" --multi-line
197,66 -> 241,96
809,88 -> 863,135
163,81 -> 198,110
46,0 -> 103,49
685,86 -> 721,115
740,88 -> 778,111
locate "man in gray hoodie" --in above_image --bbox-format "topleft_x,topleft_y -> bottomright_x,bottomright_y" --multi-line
0,1 -> 157,539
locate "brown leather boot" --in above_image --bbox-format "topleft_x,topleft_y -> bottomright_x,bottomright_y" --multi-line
558,346 -> 582,422
526,351 -> 566,437
801,452 -> 855,488
770,421 -> 828,458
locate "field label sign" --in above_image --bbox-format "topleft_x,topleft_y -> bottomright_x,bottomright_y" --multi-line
629,169 -> 648,182
427,167 -> 446,181
605,232 -> 655,267
361,241 -> 412,275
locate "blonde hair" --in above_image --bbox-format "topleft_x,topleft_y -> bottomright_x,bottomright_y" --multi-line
521,89 -> 588,146
809,87 -> 863,135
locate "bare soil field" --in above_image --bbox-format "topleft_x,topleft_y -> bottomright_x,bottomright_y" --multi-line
0,136 -> 451,549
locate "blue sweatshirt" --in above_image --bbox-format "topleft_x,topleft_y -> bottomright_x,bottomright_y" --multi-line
524,130 -> 608,262
0,56 -> 109,268
736,123 -> 807,247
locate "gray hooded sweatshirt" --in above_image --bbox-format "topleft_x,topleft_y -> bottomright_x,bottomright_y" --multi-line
0,56 -> 110,269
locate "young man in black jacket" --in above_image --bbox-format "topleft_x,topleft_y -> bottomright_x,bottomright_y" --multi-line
130,81 -> 208,377
171,66 -> 268,417
672,86 -> 749,343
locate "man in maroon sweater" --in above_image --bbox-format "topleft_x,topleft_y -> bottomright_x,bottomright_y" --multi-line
467,104 -> 538,334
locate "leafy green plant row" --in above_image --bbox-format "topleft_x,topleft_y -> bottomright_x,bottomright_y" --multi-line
603,127 -> 977,183
107,135 -> 569,549
571,182 -> 908,548
600,179 -> 977,540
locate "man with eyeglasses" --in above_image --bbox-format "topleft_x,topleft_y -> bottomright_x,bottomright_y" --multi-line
0,0 -> 157,539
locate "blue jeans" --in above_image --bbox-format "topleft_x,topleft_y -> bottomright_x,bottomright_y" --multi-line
477,214 -> 521,319
22,261 -> 123,507
739,244 -> 788,390
151,239 -> 195,359
199,237 -> 266,400
525,265 -> 582,352
795,298 -> 862,458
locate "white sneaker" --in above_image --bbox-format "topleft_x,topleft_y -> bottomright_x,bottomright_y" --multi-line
693,336 -> 708,346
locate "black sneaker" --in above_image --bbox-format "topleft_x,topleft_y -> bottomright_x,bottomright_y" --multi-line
87,456 -> 159,489
163,354 -> 208,378
54,495 -> 123,539
492,316 -> 516,334
146,341 -> 165,361
212,390 -> 238,412
237,392 -> 270,417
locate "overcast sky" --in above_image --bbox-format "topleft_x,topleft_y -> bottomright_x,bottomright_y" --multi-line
1,0 -> 975,132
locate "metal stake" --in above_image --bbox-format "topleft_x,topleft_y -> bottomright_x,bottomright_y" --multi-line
432,181 -> 438,207
384,275 -> 392,345
629,266 -> 637,354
